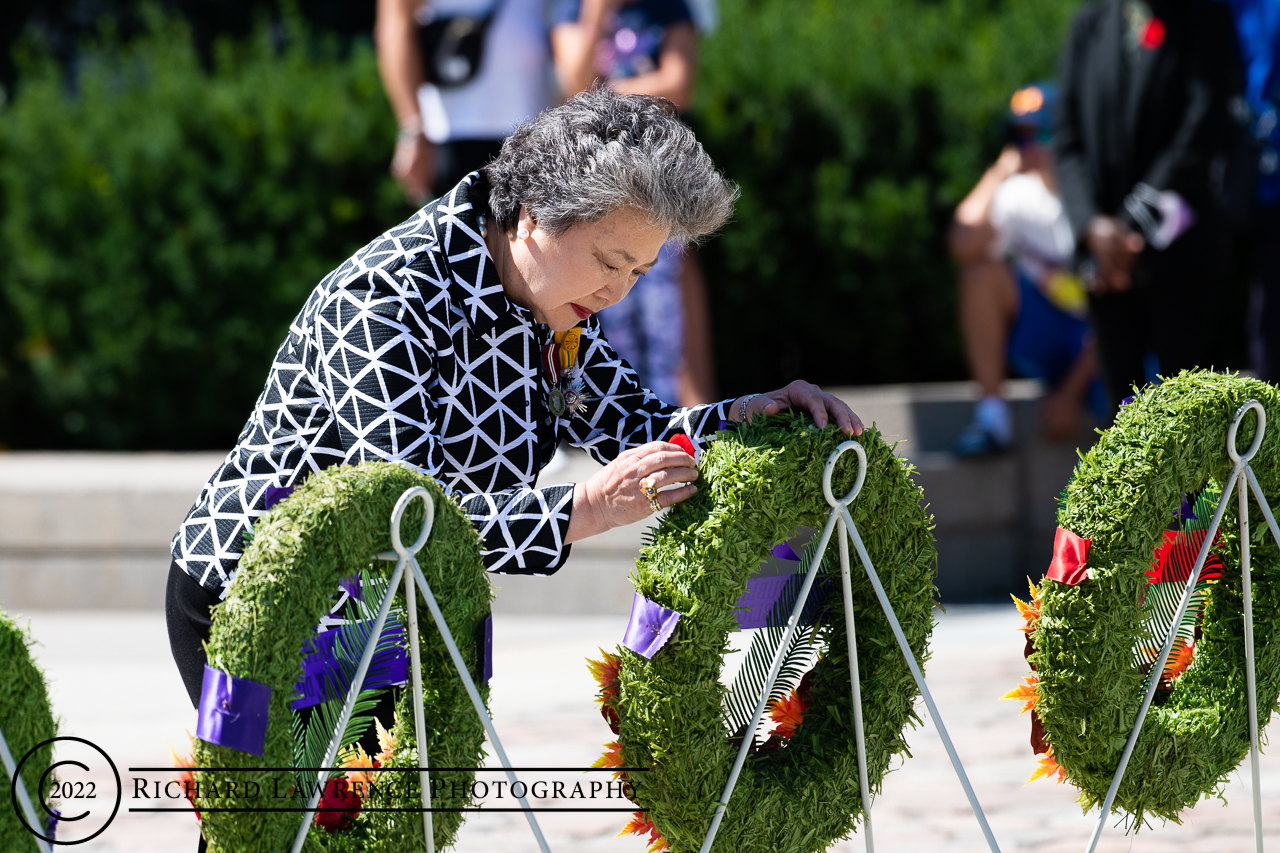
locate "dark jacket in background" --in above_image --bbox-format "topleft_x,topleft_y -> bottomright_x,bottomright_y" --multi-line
1055,0 -> 1238,283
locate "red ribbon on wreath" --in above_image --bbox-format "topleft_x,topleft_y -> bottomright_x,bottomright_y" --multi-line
1045,527 -> 1091,585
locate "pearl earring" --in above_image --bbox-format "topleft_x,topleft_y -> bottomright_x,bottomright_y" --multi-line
516,226 -> 530,240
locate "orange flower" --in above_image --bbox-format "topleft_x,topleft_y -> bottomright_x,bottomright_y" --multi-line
587,649 -> 621,703
341,744 -> 378,791
587,650 -> 623,732
340,718 -> 396,792
1164,639 -> 1195,680
170,741 -> 200,822
1001,675 -> 1039,714
619,811 -> 669,852
1026,745 -> 1067,785
1012,579 -> 1040,634
767,689 -> 807,739
593,741 -> 624,774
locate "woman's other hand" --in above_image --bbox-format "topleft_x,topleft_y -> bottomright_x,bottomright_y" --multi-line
734,381 -> 864,435
567,441 -> 699,542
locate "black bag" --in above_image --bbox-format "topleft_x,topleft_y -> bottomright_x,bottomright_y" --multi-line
416,1 -> 506,88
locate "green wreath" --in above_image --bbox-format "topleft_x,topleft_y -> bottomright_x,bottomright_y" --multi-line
1033,370 -> 1280,824
193,462 -> 492,853
605,415 -> 937,853
0,609 -> 58,846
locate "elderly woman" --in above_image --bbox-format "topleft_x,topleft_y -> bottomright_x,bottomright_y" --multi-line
166,89 -> 862,709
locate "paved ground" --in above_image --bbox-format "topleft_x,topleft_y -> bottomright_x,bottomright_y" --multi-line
16,605 -> 1280,852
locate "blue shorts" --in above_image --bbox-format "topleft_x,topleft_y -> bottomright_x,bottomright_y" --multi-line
1007,272 -> 1107,416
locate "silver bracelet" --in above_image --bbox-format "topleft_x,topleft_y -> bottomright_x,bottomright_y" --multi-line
738,393 -> 760,423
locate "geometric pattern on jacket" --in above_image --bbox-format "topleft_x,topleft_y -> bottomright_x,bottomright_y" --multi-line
171,173 -> 733,596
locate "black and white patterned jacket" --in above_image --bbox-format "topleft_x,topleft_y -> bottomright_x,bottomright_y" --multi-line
171,175 -> 733,595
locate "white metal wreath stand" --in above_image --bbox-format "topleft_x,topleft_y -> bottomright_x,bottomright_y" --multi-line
0,723 -> 53,853
699,440 -> 1003,853
1084,399 -> 1278,853
289,487 -> 550,853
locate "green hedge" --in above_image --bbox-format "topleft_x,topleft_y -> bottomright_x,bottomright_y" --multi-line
697,0 -> 1077,395
0,17 -> 401,449
0,2 -> 1075,449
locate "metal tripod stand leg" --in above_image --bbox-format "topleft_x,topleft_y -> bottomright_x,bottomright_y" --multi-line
0,723 -> 53,853
838,513 -> 874,853
402,564 -> 435,852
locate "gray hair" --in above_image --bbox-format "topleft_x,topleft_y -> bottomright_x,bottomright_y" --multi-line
484,89 -> 738,245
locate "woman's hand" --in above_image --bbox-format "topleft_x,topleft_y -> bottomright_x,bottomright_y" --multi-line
566,441 -> 699,542
733,380 -> 864,435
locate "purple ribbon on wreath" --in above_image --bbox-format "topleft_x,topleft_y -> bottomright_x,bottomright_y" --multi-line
197,665 -> 272,756
622,593 -> 681,659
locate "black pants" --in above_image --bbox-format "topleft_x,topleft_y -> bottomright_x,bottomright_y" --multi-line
166,562 -> 219,852
432,138 -> 505,197
1089,277 -> 1216,417
1253,207 -> 1280,382
167,561 -> 221,709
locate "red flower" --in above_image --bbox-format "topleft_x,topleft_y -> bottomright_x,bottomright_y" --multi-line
315,778 -> 362,833
1140,17 -> 1165,50
670,433 -> 695,457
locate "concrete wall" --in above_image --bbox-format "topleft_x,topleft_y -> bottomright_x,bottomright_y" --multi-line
0,381 -> 1096,612
0,452 -> 225,609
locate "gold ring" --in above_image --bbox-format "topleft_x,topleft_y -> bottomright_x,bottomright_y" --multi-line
648,495 -> 662,513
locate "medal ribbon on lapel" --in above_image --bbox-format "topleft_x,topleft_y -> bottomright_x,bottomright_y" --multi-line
543,327 -> 588,418
541,340 -> 562,387
540,328 -> 583,388
557,328 -> 581,370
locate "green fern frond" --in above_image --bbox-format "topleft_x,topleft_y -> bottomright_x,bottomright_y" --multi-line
722,538 -> 833,738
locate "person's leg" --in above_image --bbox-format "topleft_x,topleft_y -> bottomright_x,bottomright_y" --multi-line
1087,288 -> 1147,416
1142,277 -> 1215,381
1255,207 -> 1280,382
165,562 -> 220,853
1005,276 -> 1098,442
959,259 -> 1019,397
1040,338 -> 1098,442
955,260 -> 1018,454
676,247 -> 716,406
634,243 -> 684,404
167,561 -> 221,709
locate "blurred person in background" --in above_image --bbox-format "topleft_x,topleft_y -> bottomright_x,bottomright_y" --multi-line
1055,0 -> 1238,413
1221,0 -> 1280,382
551,0 -> 716,405
376,0 -> 553,204
951,83 -> 1103,456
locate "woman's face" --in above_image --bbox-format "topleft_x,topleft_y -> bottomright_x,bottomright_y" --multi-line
494,206 -> 669,332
